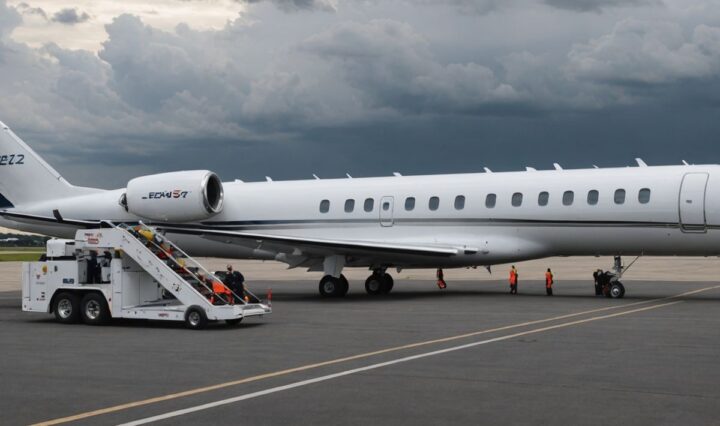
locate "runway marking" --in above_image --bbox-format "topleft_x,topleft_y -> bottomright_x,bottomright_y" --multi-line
33,285 -> 719,426
119,299 -> 685,426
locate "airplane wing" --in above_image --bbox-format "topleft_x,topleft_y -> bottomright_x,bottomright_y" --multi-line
161,227 -> 463,258
0,210 -> 102,228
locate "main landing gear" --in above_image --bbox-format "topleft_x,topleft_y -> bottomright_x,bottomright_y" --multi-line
319,274 -> 349,298
365,271 -> 394,295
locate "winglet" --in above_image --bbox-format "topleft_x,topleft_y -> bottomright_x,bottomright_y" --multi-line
483,167 -> 492,173
553,163 -> 563,170
635,158 -> 648,167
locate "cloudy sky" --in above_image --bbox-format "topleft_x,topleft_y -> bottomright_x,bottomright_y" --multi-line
1,0 -> 719,188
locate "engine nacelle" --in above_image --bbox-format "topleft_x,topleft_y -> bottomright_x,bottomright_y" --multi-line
123,170 -> 224,222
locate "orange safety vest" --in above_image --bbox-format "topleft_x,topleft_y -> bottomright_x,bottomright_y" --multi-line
211,281 -> 233,304
509,270 -> 517,285
545,272 -> 553,288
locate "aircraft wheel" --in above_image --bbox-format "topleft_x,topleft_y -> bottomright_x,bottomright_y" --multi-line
319,275 -> 344,297
380,274 -> 394,294
185,306 -> 208,330
80,292 -> 110,325
610,282 -> 626,299
53,292 -> 80,324
339,274 -> 349,297
365,275 -> 383,295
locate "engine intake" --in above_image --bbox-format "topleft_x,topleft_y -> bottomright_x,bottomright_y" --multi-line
123,170 -> 224,222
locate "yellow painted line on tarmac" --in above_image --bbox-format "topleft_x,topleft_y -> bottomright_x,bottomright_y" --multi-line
32,285 -> 719,426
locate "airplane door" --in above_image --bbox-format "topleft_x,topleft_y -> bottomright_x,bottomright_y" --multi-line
679,173 -> 709,232
379,196 -> 394,227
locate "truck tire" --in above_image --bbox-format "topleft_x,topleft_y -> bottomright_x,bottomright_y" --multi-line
185,306 -> 208,330
80,292 -> 110,325
53,292 -> 80,324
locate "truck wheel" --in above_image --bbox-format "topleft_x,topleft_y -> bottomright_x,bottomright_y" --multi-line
185,306 -> 207,330
80,293 -> 110,325
53,292 -> 80,324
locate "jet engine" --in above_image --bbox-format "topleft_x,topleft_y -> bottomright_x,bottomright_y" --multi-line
122,170 -> 224,222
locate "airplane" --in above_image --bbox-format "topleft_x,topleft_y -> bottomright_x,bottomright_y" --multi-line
1,120 -> 718,298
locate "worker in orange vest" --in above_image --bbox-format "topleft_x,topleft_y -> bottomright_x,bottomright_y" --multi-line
210,279 -> 234,305
436,268 -> 447,289
509,265 -> 518,294
545,268 -> 554,296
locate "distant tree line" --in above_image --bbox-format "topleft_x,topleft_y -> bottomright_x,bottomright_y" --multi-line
0,233 -> 50,247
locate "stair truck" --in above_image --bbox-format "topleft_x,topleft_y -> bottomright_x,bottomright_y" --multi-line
21,223 -> 271,329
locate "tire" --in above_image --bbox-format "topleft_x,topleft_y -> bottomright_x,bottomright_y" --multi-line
610,282 -> 626,299
365,275 -> 383,295
225,318 -> 243,326
319,275 -> 343,297
80,292 -> 110,325
339,274 -> 349,297
53,292 -> 80,324
380,274 -> 394,294
185,306 -> 208,329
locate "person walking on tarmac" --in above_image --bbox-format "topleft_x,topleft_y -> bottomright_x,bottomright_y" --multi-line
509,265 -> 518,294
545,268 -> 554,296
436,268 -> 447,289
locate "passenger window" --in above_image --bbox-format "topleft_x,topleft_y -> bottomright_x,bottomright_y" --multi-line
485,194 -> 497,208
587,190 -> 599,205
405,197 -> 416,211
429,196 -> 440,211
512,193 -> 523,207
538,192 -> 549,206
344,199 -> 355,213
563,191 -> 574,206
319,199 -> 330,213
383,201 -> 390,211
454,195 -> 465,210
364,198 -> 374,212
638,188 -> 651,204
614,189 -> 626,205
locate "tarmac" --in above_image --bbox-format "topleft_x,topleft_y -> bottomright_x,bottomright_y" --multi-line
2,275 -> 720,425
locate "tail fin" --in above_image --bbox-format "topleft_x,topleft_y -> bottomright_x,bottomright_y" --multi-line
0,121 -> 87,208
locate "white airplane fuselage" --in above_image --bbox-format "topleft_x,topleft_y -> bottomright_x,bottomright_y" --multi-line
4,165 -> 720,267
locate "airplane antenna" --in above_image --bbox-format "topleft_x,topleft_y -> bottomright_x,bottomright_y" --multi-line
682,160 -> 689,166
393,172 -> 402,177
635,158 -> 648,167
483,167 -> 492,173
312,174 -> 320,180
234,179 -> 244,183
593,165 -> 599,169
525,167 -> 537,172
265,176 -> 273,182
553,163 -> 563,170
346,173 -> 353,178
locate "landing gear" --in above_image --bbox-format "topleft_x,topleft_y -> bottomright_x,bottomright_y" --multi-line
595,255 -> 637,299
365,272 -> 393,295
319,274 -> 349,298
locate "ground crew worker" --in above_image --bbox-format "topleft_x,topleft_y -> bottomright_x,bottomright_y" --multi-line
545,268 -> 554,296
509,265 -> 518,294
593,269 -> 603,296
436,268 -> 447,289
224,264 -> 246,301
210,278 -> 233,305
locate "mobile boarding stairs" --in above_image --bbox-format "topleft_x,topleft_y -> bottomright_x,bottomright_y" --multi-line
22,222 -> 271,329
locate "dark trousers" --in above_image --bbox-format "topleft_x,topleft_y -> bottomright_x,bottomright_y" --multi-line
510,284 -> 517,294
546,287 -> 553,296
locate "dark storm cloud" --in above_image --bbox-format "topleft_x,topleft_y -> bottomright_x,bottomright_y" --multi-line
1,0 -> 720,188
51,8 -> 90,25
543,0 -> 658,12
238,0 -> 336,12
